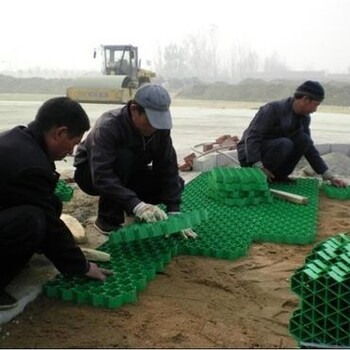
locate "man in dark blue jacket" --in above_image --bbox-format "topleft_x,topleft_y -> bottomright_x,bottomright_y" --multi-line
0,97 -> 112,310
237,80 -> 346,187
74,84 -> 196,239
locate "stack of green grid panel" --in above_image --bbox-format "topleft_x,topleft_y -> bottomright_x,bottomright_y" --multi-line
322,184 -> 350,200
54,179 -> 74,202
207,167 -> 273,207
289,233 -> 350,347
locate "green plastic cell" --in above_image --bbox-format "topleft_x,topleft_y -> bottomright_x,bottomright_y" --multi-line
322,184 -> 350,200
43,284 -> 58,298
54,180 -> 74,202
289,233 -> 350,346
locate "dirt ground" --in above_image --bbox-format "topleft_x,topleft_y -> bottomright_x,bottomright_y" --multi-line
0,179 -> 349,349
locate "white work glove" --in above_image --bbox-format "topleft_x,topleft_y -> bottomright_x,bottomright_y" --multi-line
133,202 -> 168,223
168,212 -> 198,240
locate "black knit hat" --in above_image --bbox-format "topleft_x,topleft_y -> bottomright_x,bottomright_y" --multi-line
295,80 -> 325,101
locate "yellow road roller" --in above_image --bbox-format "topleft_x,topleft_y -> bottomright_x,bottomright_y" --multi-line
66,45 -> 156,104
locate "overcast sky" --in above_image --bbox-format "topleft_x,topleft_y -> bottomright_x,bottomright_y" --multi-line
1,0 -> 349,74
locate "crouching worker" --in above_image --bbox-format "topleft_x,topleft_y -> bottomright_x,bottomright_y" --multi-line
237,80 -> 346,187
0,97 -> 112,310
74,83 -> 196,239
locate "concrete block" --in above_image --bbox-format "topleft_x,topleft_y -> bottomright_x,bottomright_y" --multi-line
315,144 -> 331,155
192,150 -> 240,171
329,143 -> 350,155
192,153 -> 216,171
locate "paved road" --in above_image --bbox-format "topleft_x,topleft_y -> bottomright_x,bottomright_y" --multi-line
1,99 -> 349,164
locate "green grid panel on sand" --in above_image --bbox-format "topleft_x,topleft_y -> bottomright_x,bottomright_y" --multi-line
44,236 -> 180,309
322,184 -> 350,200
289,233 -> 350,347
44,171 -> 320,309
183,171 -> 319,246
54,179 -> 74,202
265,178 -> 319,244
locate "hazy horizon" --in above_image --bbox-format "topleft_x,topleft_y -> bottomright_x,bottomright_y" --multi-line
1,0 -> 349,77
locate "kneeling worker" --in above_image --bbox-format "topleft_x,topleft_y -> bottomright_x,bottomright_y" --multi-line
74,83 -> 196,239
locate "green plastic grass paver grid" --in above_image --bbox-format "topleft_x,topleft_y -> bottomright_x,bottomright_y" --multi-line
54,179 -> 74,202
322,184 -> 350,200
44,236 -> 180,309
44,171 -> 320,310
184,170 -> 319,246
289,232 -> 350,347
109,209 -> 209,244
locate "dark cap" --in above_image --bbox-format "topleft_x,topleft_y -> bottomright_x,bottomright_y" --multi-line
295,80 -> 325,101
134,83 -> 172,129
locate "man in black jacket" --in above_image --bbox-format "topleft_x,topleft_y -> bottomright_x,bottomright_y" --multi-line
237,80 -> 346,187
0,97 -> 112,310
74,83 -> 196,239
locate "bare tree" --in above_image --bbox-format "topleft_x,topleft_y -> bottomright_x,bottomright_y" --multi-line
235,44 -> 260,80
263,51 -> 289,72
160,43 -> 188,78
154,29 -> 294,84
154,25 -> 222,82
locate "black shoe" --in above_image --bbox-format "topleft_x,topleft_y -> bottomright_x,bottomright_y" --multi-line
94,218 -> 122,235
271,176 -> 297,184
0,290 -> 18,310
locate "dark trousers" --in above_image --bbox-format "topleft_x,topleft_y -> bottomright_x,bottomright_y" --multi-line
260,132 -> 312,177
237,132 -> 312,177
74,149 -> 184,225
0,205 -> 46,289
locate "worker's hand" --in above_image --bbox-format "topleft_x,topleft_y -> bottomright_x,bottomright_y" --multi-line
85,262 -> 114,281
168,212 -> 197,240
180,228 -> 198,239
329,176 -> 347,188
133,202 -> 168,223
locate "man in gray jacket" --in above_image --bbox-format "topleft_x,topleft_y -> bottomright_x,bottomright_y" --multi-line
237,80 -> 346,187
74,84 -> 196,238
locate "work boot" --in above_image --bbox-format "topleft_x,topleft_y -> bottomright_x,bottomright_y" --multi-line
0,290 -> 18,310
94,217 -> 122,236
